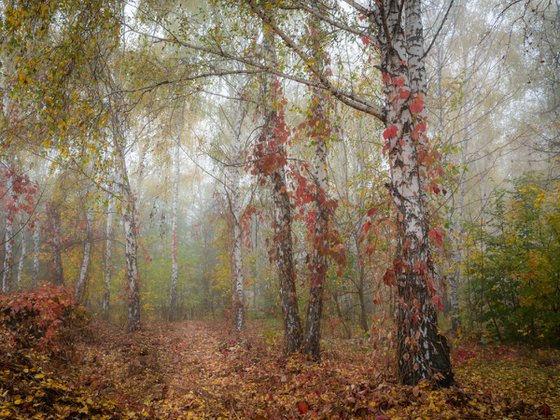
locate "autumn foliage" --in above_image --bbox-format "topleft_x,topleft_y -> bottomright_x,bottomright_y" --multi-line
0,284 -> 87,354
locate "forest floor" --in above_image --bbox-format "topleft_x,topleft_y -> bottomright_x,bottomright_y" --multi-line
1,317 -> 559,419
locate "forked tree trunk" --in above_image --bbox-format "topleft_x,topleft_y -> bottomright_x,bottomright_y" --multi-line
102,193 -> 114,318
376,0 -> 453,386
302,14 -> 331,361
75,209 -> 92,303
271,167 -> 303,353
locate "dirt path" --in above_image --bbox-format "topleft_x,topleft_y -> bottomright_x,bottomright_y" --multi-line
39,320 -> 560,419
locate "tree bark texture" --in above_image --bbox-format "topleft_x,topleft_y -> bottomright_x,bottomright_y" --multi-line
230,170 -> 244,332
260,29 -> 303,354
16,225 -> 26,290
375,0 -> 453,386
2,170 -> 14,292
302,14 -> 331,361
32,220 -> 40,286
271,167 -> 303,354
169,141 -> 180,321
102,194 -> 114,318
75,209 -> 92,303
120,163 -> 141,332
46,202 -> 64,285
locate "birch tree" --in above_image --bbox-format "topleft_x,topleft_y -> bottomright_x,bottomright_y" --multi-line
256,30 -> 303,353
102,189 -> 114,318
1,169 -> 15,292
16,223 -> 26,290
75,208 -> 93,303
169,134 -> 181,321
302,14 -> 332,360
31,219 -> 40,287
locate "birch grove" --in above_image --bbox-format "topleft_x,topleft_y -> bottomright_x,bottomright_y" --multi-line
1,1 -> 557,405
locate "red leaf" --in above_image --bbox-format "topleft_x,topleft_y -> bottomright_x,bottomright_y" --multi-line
367,207 -> 378,217
393,258 -> 406,274
297,401 -> 309,414
428,229 -> 443,248
359,14 -> 366,21
382,142 -> 389,157
383,125 -> 398,140
399,89 -> 411,100
431,294 -> 444,311
427,276 -> 437,295
538,403 -> 552,417
413,261 -> 428,276
392,77 -> 405,87
383,269 -> 396,286
410,94 -> 424,114
361,36 -> 370,45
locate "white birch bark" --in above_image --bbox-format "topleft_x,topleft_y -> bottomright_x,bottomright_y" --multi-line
374,0 -> 453,386
260,25 -> 303,353
1,3 -> 15,293
2,171 -> 14,292
114,142 -> 141,331
32,220 -> 40,286
102,193 -> 114,317
228,163 -> 244,331
49,205 -> 64,285
169,140 -> 180,321
303,14 -> 330,359
16,227 -> 26,290
75,209 -> 92,303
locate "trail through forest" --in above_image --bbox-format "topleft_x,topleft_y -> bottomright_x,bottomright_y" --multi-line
3,316 -> 558,419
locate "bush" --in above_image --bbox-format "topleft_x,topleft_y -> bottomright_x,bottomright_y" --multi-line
462,175 -> 560,345
0,283 -> 88,354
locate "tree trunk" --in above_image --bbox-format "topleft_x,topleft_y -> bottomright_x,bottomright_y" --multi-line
32,220 -> 40,287
357,263 -> 369,334
75,209 -> 92,303
231,189 -> 244,332
111,113 -> 141,331
333,291 -> 352,339
46,203 -> 64,285
16,225 -> 26,290
120,162 -> 141,332
228,161 -> 245,331
122,192 -> 141,331
271,168 -> 303,354
169,141 -> 180,321
259,29 -> 303,354
2,170 -> 14,292
376,0 -> 453,386
102,193 -> 114,318
302,14 -> 331,361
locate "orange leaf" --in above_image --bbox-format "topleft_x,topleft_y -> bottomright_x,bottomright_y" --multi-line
297,401 -> 309,414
